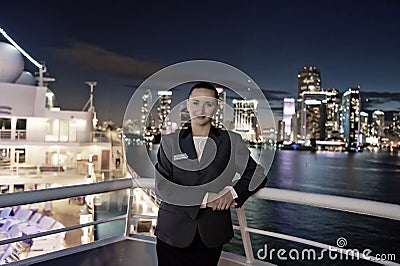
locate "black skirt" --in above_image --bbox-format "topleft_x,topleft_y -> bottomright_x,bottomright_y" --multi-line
156,228 -> 223,266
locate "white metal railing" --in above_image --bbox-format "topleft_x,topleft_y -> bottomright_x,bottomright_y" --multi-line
90,131 -> 110,143
0,178 -> 133,209
0,130 -> 26,140
15,130 -> 26,140
0,130 -> 11,140
252,188 -> 400,222
235,189 -> 400,265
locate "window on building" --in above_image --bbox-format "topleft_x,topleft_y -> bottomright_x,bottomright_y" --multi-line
15,148 -> 26,163
0,118 -> 11,130
16,118 -> 27,139
0,117 -> 11,130
45,119 -> 70,142
59,120 -> 69,142
45,119 -> 59,141
16,119 -> 27,130
0,148 -> 11,166
0,118 -> 11,139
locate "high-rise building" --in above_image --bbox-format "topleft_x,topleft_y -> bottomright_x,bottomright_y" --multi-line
141,90 -> 153,132
157,91 -> 172,133
324,89 -> 340,139
371,110 -> 385,138
341,87 -> 361,150
297,66 -> 322,141
298,66 -> 322,95
298,89 -> 339,141
359,111 -> 369,144
233,99 -> 258,141
283,98 -> 295,142
277,120 -> 285,142
302,97 -> 324,140
393,112 -> 400,138
215,88 -> 226,128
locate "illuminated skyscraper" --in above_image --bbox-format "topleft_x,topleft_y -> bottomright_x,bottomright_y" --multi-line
341,87 -> 361,150
302,97 -> 324,140
283,98 -> 295,142
141,90 -> 153,132
393,112 -> 400,138
324,89 -> 340,139
277,120 -> 285,142
359,111 -> 369,144
371,110 -> 385,138
233,99 -> 258,141
298,89 -> 338,142
215,87 -> 226,128
298,66 -> 322,94
157,91 -> 172,133
297,66 -> 324,141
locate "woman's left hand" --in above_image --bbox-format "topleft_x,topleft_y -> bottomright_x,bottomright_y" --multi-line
207,188 -> 237,211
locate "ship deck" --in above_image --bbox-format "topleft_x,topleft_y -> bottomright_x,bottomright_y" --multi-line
29,235 -> 273,266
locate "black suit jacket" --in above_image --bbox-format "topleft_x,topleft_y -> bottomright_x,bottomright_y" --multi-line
154,126 -> 267,248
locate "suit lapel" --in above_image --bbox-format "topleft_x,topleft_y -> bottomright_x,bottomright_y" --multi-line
179,128 -> 198,160
208,126 -> 222,146
198,127 -> 222,167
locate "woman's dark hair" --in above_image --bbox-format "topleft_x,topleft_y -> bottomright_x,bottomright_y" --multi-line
188,82 -> 218,99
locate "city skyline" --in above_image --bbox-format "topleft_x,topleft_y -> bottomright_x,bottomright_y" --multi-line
135,77 -> 398,147
2,1 -> 400,125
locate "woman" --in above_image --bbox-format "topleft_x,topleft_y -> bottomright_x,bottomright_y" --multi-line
155,82 -> 267,265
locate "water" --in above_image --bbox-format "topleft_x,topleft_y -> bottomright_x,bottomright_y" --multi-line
226,149 -> 400,265
263,150 -> 400,203
126,145 -> 400,265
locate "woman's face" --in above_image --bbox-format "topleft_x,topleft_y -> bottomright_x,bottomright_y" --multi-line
187,88 -> 218,127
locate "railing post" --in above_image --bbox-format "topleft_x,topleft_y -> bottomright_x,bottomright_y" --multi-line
236,207 -> 254,263
125,187 -> 135,237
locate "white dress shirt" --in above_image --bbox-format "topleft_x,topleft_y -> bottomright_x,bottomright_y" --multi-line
193,136 -> 238,208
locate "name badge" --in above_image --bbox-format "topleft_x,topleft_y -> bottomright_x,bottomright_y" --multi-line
173,153 -> 188,161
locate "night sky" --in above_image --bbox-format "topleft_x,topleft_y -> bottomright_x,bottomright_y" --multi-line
2,0 -> 400,125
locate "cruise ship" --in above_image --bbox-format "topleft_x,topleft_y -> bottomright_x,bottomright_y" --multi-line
1,28 -> 399,266
0,28 -> 133,263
